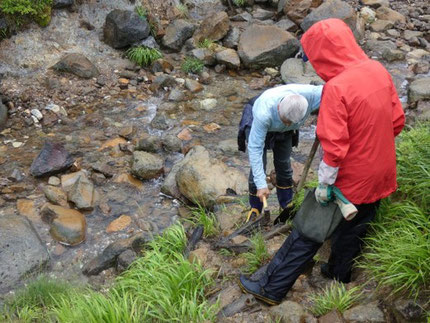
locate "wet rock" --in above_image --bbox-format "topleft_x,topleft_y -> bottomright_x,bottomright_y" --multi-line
43,185 -> 68,207
215,204 -> 244,233
215,49 -> 240,69
52,53 -> 99,79
413,61 -> 430,75
185,78 -> 204,93
61,170 -> 86,192
67,174 -> 97,210
386,28 -> 400,38
382,48 -> 405,62
238,24 -> 300,69
301,0 -> 362,39
361,0 -> 388,9
199,98 -> 217,111
408,77 -> 430,103
280,58 -> 324,85
370,20 -> 394,32
0,101 -> 7,130
30,141 -> 74,177
360,7 -> 376,24
217,139 -> 237,155
406,49 -> 429,64
176,146 -> 247,207
252,8 -> 274,21
0,215 -> 49,293
231,12 -> 252,22
41,203 -> 86,246
48,176 -> 61,186
113,173 -> 143,190
376,7 -> 406,24
319,310 -> 344,323
17,199 -> 38,222
168,88 -> 185,102
393,299 -> 424,322
270,300 -> 314,323
404,30 -> 423,41
82,233 -> 148,275
223,27 -> 240,49
136,134 -> 162,152
190,48 -> 216,66
276,18 -> 298,32
162,134 -> 182,153
137,35 -> 159,49
284,0 -> 313,24
9,168 -> 23,182
106,215 -> 132,233
193,11 -> 229,43
151,58 -> 174,74
131,151 -> 164,180
162,19 -> 196,52
103,10 -> 150,49
117,249 -> 137,272
52,0 -> 74,9
153,73 -> 176,88
343,303 -> 385,322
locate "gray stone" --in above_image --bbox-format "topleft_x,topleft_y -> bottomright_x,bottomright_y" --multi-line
404,30 -> 423,41
199,98 -> 217,111
413,61 -> 430,75
376,7 -> 406,24
185,79 -> 204,93
162,134 -> 182,153
168,89 -> 185,102
218,138 -> 238,155
131,151 -> 164,180
52,53 -> 99,79
52,0 -> 74,9
276,18 -> 298,32
409,77 -> 430,103
386,29 -> 400,37
117,249 -> 137,272
283,0 -> 313,24
0,101 -> 7,130
360,0 -> 389,9
301,0 -> 362,39
193,11 -> 230,43
175,146 -> 247,207
343,303 -> 385,322
0,215 -> 49,293
280,58 -> 324,85
153,74 -> 176,88
393,299 -> 424,322
223,27 -> 240,49
269,300 -> 312,323
365,39 -> 396,56
30,141 -> 74,177
382,48 -> 405,62
83,233 -> 147,276
190,48 -> 216,66
137,35 -> 160,49
215,49 -> 240,69
43,185 -> 68,207
67,174 -> 97,210
252,8 -> 274,21
231,12 -> 252,22
238,24 -> 300,69
318,310 -> 344,323
360,7 -> 376,24
162,19 -> 196,52
103,10 -> 150,49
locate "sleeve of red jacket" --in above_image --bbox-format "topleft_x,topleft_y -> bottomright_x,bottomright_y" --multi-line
316,85 -> 350,168
390,81 -> 405,137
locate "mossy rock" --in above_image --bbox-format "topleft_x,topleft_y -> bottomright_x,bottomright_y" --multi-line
34,5 -> 51,27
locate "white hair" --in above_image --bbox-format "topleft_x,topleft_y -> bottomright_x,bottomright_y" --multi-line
278,94 -> 308,124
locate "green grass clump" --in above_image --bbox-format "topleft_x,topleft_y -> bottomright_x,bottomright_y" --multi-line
233,0 -> 247,7
187,203 -> 220,238
395,123 -> 430,213
176,3 -> 189,18
309,282 -> 362,316
0,0 -> 52,26
126,46 -> 162,67
135,5 -> 147,19
291,179 -> 318,213
359,200 -> 430,298
181,57 -> 204,74
197,38 -> 214,49
242,232 -> 270,274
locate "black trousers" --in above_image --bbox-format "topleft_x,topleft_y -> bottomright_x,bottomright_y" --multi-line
259,201 -> 380,299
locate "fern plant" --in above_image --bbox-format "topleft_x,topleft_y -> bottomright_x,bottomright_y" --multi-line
126,46 -> 162,67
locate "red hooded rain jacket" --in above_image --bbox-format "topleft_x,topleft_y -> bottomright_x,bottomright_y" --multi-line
301,19 -> 405,204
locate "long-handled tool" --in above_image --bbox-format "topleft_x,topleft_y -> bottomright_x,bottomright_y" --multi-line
245,195 -> 271,223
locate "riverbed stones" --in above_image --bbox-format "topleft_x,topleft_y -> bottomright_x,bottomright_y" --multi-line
0,215 -> 49,293
360,7 -> 376,24
41,203 -> 86,246
238,24 -> 300,69
283,0 -> 313,24
106,215 -> 132,233
192,11 -> 230,43
0,100 -> 7,129
276,18 -> 299,32
382,48 -> 405,62
408,77 -> 430,103
43,185 -> 68,207
131,151 -> 164,180
175,146 -> 247,207
30,141 -> 74,177
52,53 -> 99,79
361,0 -> 389,9
252,8 -> 274,21
215,49 -> 240,69
270,300 -> 313,323
67,174 -> 97,210
199,98 -> 217,111
162,134 -> 182,153
393,299 -> 424,322
343,303 -> 385,322
376,7 -> 406,24
103,10 -> 150,49
191,48 -> 216,66
185,78 -> 204,93
280,58 -> 323,84
52,0 -> 74,9
223,27 -> 240,49
17,199 -> 38,222
162,19 -> 196,52
136,134 -> 162,152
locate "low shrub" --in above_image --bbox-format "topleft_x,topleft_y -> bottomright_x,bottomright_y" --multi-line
125,46 -> 162,67
0,0 -> 52,27
181,57 -> 204,74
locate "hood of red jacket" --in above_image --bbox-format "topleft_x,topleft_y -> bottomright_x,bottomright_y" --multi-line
300,19 -> 369,82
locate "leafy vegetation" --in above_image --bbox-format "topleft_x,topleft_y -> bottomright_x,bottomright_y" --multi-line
291,179 -> 318,213
1,224 -> 218,322
134,5 -> 147,19
233,0 -> 247,7
181,57 -> 204,74
176,3 -> 189,18
242,232 -> 270,274
309,282 -> 362,316
187,203 -> 220,238
0,0 -> 52,27
125,46 -> 162,67
198,38 -> 214,49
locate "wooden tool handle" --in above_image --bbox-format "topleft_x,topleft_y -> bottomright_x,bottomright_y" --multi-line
262,196 -> 268,209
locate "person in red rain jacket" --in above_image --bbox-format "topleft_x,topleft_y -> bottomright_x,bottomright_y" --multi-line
238,18 -> 405,306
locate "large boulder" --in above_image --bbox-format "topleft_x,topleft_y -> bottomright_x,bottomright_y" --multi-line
192,11 -> 230,43
280,58 -> 324,84
301,0 -> 364,39
103,9 -> 150,49
0,215 -> 49,293
131,151 -> 164,180
0,100 -> 7,130
30,141 -> 75,177
408,77 -> 430,103
175,146 -> 247,207
238,24 -> 300,69
162,19 -> 196,52
52,53 -> 99,79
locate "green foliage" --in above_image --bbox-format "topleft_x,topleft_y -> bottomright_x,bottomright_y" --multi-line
187,203 -> 220,238
135,5 -> 147,19
198,38 -> 214,49
359,200 -> 430,298
181,57 -> 204,74
233,0 -> 247,7
125,46 -> 162,67
176,3 -> 189,18
309,282 -> 362,316
395,123 -> 430,212
291,179 -> 318,213
242,232 -> 270,274
0,0 -> 52,27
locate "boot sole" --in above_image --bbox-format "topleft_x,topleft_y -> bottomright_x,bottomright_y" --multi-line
237,279 -> 281,306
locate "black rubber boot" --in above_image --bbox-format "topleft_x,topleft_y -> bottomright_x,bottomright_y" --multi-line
238,275 -> 282,306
